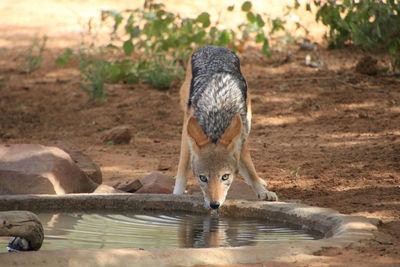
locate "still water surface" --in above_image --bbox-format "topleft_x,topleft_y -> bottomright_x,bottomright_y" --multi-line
0,212 -> 321,251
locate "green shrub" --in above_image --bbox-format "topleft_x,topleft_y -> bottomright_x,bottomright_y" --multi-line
17,36 -> 48,73
78,51 -> 108,103
311,0 -> 400,72
101,1 -> 272,69
57,0 -> 301,102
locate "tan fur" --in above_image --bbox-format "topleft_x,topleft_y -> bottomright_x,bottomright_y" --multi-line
173,55 -> 278,208
187,117 -> 211,149
218,114 -> 242,148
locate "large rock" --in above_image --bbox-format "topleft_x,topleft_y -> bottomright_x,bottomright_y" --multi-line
0,144 -> 99,195
55,143 -> 102,184
135,173 -> 174,194
226,178 -> 258,200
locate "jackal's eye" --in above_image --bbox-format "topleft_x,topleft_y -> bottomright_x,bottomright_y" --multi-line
221,174 -> 230,181
199,175 -> 208,183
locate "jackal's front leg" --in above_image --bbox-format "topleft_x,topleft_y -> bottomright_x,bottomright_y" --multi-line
239,141 -> 278,201
174,124 -> 191,195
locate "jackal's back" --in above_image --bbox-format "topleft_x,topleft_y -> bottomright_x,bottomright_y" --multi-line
188,46 -> 248,143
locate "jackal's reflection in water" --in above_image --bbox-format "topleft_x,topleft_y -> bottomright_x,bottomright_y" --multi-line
41,213 -> 258,248
178,212 -> 258,248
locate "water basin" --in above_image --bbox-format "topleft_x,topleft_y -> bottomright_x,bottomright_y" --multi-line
1,212 -> 320,252
0,194 -> 379,266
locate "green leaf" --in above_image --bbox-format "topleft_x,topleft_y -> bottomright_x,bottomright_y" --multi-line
343,0 -> 353,8
256,32 -> 265,43
241,1 -> 252,12
192,30 -> 206,43
162,36 -> 175,50
246,11 -> 256,23
202,20 -> 210,28
109,64 -> 123,83
126,73 -> 139,84
389,44 -> 397,55
306,3 -> 311,11
218,30 -> 231,46
55,57 -> 67,66
156,10 -> 166,18
149,2 -> 165,11
256,14 -> 265,27
55,48 -> 73,66
106,140 -> 115,146
209,26 -> 217,39
271,18 -> 285,33
196,12 -> 210,28
129,26 -> 141,39
123,40 -> 134,55
290,167 -> 301,176
262,38 -> 271,57
227,5 -> 234,11
105,44 -> 119,50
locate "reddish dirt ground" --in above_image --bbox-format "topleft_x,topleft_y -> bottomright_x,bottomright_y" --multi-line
1,1 -> 400,266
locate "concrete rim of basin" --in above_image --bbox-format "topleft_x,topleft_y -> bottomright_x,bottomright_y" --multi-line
0,194 -> 380,266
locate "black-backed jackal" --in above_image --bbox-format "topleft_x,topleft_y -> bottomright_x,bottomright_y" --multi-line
173,46 -> 278,209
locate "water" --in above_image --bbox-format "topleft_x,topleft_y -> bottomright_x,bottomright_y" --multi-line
0,212 -> 321,252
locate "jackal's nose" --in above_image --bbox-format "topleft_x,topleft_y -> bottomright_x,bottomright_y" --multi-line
209,202 -> 220,209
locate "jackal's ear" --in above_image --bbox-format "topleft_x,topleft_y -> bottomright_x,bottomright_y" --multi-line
187,116 -> 211,149
218,114 -> 242,151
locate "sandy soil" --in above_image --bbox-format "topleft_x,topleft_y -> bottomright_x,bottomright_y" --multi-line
1,0 -> 399,266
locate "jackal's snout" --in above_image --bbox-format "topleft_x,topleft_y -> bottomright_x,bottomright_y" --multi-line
209,202 -> 220,210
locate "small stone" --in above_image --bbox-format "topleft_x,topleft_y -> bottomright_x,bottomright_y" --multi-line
101,126 -> 133,145
300,41 -> 316,51
157,161 -> 170,171
135,173 -> 174,194
105,179 -> 143,193
93,184 -> 125,194
355,55 -> 378,75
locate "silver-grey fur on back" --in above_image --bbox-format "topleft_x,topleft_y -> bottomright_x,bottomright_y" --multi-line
188,46 -> 247,143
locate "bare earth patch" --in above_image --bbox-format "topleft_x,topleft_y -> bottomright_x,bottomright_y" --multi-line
0,0 -> 399,266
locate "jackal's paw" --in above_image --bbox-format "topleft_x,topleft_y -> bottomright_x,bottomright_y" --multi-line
257,190 -> 278,201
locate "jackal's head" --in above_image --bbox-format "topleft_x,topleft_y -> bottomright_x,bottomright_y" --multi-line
187,114 -> 243,210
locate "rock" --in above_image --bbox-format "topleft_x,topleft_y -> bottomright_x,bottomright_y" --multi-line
300,41 -> 316,51
101,126 -> 133,145
105,179 -> 143,193
0,211 -> 44,251
355,55 -> 378,75
54,142 -> 102,184
93,184 -> 125,194
136,173 -> 174,194
186,183 -> 202,196
0,144 -> 98,195
226,178 -> 258,200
